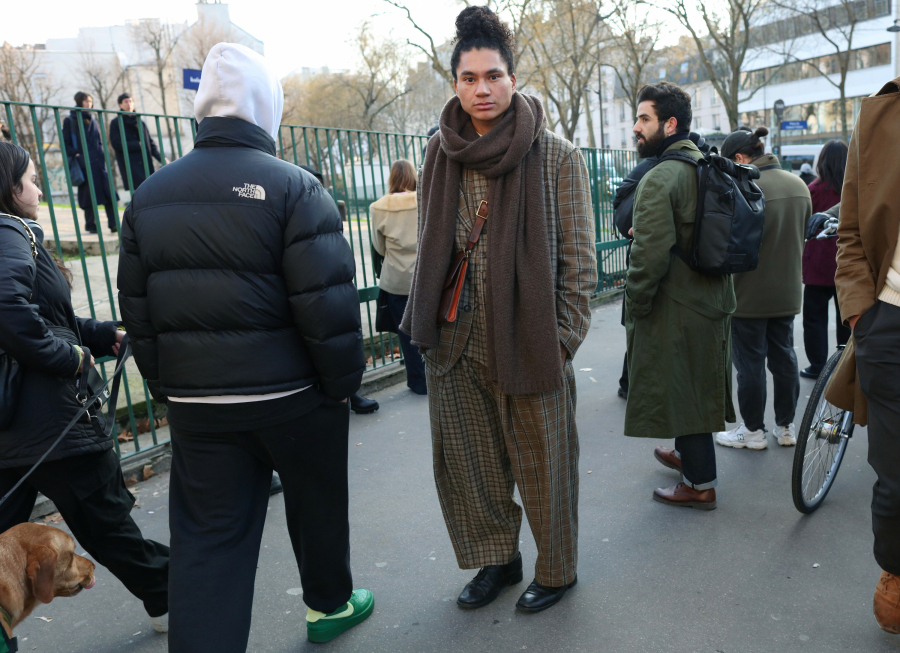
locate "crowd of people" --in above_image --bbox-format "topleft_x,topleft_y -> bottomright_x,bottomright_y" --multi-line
0,3 -> 898,650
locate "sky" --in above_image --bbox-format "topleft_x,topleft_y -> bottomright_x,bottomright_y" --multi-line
1,0 -> 464,78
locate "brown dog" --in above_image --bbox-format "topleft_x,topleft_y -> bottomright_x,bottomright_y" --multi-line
0,523 -> 95,638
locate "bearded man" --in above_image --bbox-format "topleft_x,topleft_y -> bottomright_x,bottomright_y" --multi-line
401,6 -> 597,613
623,82 -> 736,510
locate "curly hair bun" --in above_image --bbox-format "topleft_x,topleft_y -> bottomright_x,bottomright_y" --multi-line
454,5 -> 514,48
753,126 -> 769,139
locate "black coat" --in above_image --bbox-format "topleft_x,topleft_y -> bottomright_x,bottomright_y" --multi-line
117,116 -> 365,402
109,114 -> 162,191
0,218 -> 119,468
63,111 -> 117,209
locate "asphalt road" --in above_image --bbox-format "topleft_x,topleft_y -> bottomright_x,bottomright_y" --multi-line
12,299 -> 898,653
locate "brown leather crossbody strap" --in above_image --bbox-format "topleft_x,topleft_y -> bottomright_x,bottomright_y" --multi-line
464,200 -> 488,253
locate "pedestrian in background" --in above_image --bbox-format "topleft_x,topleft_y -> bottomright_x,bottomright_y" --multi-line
714,127 -> 809,451
0,141 -> 169,633
62,91 -> 118,234
109,93 -> 166,192
828,73 -> 900,635
402,6 -> 596,613
118,43 -> 372,649
371,159 -> 426,395
625,82 -> 735,511
799,162 -> 816,185
801,139 -> 851,378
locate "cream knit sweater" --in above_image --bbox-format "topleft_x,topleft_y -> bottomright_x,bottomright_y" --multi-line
880,224 -> 900,307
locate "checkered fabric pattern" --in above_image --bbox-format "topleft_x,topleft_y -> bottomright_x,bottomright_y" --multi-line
427,355 -> 579,587
422,130 -> 594,588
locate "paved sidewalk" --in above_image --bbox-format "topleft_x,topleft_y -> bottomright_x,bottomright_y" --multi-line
12,299 -> 897,653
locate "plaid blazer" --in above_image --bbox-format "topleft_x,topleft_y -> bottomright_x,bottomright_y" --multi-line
423,130 -> 597,378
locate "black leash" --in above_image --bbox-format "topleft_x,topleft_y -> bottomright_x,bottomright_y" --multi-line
0,335 -> 132,509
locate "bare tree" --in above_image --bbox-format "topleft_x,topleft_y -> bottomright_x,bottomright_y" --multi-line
382,0 -> 538,90
177,14 -> 235,70
518,0 -> 609,143
344,22 -> 415,132
77,42 -> 127,110
0,43 -> 62,184
383,59 -> 453,134
603,0 -> 661,125
658,0 -> 768,130
131,19 -> 183,155
769,0 -> 865,141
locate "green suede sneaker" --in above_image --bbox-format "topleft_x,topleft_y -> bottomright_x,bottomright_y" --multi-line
306,589 -> 374,643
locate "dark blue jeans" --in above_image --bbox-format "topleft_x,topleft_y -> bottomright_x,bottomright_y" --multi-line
385,292 -> 427,394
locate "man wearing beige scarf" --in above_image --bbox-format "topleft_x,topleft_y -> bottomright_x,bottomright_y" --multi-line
400,6 -> 596,613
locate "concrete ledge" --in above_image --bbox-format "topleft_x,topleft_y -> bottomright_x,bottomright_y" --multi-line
49,239 -> 119,257
360,361 -> 407,394
590,288 -> 624,308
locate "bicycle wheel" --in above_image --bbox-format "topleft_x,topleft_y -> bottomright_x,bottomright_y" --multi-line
791,348 -> 852,514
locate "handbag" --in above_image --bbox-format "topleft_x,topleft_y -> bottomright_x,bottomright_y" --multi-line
67,124 -> 86,186
375,289 -> 397,334
437,199 -> 488,325
0,214 -> 38,430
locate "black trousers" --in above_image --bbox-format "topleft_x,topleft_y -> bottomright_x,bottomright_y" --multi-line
84,203 -> 116,230
731,316 -> 800,431
0,448 -> 169,616
855,300 -> 900,576
385,291 -> 427,394
168,400 -> 353,653
803,285 -> 851,372
675,433 -> 717,490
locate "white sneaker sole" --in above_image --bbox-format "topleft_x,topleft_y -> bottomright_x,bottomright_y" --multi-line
775,436 -> 796,447
715,435 -> 768,450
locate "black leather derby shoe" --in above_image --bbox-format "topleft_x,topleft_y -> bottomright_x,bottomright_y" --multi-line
350,393 -> 379,414
515,576 -> 577,613
457,553 -> 523,609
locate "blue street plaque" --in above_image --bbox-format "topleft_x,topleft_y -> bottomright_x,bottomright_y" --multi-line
781,120 -> 808,131
183,69 -> 202,91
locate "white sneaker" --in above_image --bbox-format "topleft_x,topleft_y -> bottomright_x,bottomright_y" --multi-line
151,613 -> 169,633
715,423 -> 767,450
773,423 -> 796,446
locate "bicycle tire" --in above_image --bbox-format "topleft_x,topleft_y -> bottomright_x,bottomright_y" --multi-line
791,348 -> 851,514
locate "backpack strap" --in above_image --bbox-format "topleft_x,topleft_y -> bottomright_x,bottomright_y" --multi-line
657,149 -> 703,167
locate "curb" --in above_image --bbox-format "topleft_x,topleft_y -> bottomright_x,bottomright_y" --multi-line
590,288 -> 624,308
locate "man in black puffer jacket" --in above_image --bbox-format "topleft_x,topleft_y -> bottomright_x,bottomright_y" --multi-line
118,44 -> 372,650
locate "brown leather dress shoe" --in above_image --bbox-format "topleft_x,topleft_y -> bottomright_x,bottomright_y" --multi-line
875,570 -> 900,634
653,482 -> 717,510
654,447 -> 682,472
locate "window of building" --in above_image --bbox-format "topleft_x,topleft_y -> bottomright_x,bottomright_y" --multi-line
619,102 -> 625,120
713,115 -> 720,131
711,89 -> 719,106
749,0 -> 890,48
694,88 -> 702,108
742,42 -> 891,88
620,129 -> 627,149
695,117 -> 702,130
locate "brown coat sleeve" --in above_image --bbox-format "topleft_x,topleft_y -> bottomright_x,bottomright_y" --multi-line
834,118 -> 875,325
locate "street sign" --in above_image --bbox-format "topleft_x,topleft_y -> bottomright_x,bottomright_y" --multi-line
183,69 -> 202,91
774,99 -> 785,119
781,120 -> 808,131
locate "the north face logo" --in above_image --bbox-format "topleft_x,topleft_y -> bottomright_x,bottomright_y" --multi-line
233,183 -> 266,200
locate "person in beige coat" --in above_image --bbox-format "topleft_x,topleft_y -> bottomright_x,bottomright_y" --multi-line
371,160 -> 426,394
827,74 -> 900,635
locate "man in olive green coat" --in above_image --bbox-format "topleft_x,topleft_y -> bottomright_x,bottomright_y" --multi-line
624,82 -> 736,510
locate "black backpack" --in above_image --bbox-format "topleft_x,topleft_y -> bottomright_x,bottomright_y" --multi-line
658,150 -> 765,275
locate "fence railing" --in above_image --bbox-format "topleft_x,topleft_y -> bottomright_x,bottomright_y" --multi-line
1,99 -> 634,459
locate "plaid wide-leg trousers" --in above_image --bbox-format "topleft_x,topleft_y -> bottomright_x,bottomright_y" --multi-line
426,354 -> 579,587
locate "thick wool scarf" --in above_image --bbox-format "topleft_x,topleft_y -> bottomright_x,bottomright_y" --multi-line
401,93 -> 563,395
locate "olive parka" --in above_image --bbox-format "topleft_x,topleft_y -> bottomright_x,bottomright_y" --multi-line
623,138 -> 737,438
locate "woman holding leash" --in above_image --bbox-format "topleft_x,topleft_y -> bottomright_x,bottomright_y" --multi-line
0,142 -> 169,632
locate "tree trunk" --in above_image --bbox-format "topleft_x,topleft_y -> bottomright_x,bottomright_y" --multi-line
838,86 -> 848,143
156,67 -> 177,158
583,91 -> 597,148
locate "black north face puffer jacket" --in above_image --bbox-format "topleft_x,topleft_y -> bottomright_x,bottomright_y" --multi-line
118,117 -> 365,401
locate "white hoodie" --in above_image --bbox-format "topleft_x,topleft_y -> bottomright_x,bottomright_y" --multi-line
194,43 -> 284,141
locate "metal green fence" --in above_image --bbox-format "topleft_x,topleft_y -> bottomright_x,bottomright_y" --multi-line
1,99 -> 634,459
